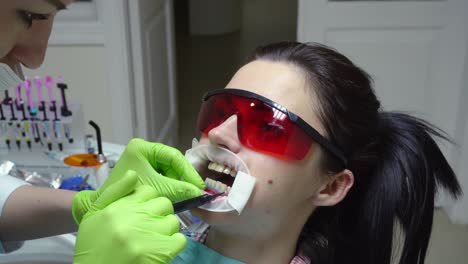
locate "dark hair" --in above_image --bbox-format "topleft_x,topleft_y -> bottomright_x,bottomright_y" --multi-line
247,42 -> 462,264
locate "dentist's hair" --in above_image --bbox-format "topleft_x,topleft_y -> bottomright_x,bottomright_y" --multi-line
247,42 -> 462,264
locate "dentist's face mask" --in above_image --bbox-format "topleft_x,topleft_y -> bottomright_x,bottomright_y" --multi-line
0,63 -> 23,91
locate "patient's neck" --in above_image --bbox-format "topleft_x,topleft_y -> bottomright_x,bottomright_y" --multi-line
205,208 -> 312,264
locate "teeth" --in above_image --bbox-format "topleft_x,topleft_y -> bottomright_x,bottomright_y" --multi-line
208,162 -> 216,170
205,177 -> 230,193
208,161 -> 236,177
230,169 -> 237,177
214,163 -> 225,173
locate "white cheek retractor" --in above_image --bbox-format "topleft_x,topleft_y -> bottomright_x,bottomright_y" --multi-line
185,139 -> 256,214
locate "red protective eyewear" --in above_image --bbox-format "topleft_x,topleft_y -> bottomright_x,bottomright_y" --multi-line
197,89 -> 347,166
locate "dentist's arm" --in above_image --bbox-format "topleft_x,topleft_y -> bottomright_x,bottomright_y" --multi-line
0,186 -> 77,241
0,138 -> 205,242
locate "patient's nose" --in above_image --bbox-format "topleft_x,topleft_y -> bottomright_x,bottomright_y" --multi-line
208,115 -> 241,154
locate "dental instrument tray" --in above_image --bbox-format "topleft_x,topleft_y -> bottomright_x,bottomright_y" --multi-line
0,76 -> 86,178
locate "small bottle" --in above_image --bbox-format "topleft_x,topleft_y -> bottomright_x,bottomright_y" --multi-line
84,134 -> 95,154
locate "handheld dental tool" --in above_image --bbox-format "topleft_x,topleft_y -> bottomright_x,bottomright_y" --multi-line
4,91 -> 16,121
0,102 -> 5,121
35,77 -> 49,121
19,102 -> 27,121
29,109 -> 42,145
4,123 -> 12,150
51,101 -> 59,121
24,79 -> 33,111
57,77 -> 72,117
45,76 -> 57,112
43,121 -> 52,151
173,193 -> 224,214
5,136 -> 10,150
25,125 -> 31,150
40,101 -> 48,121
14,124 -> 21,150
15,84 -> 22,110
63,123 -> 73,144
53,121 -> 63,151
34,76 -> 44,110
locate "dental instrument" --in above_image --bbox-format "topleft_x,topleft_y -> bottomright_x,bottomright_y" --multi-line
4,123 -> 12,150
54,122 -> 63,151
24,79 -> 34,112
51,101 -> 59,121
45,75 -> 57,116
43,121 -> 52,151
34,76 -> 45,110
5,136 -> 10,150
13,122 -> 22,150
0,101 -> 5,120
15,137 -> 20,150
24,122 -> 31,150
88,121 -> 105,163
4,91 -> 17,121
45,76 -> 54,101
173,192 -> 224,214
15,84 -> 22,110
57,77 -> 72,117
19,101 -> 27,121
40,101 -> 48,120
64,123 -> 73,144
30,109 -> 43,145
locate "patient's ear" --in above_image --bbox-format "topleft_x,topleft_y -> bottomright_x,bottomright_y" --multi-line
312,169 -> 354,207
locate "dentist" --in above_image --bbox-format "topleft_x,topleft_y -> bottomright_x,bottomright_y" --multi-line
0,1 -> 204,263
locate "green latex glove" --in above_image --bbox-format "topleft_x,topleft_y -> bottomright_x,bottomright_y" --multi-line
72,190 -> 98,224
74,170 -> 187,264
103,138 -> 205,201
72,138 -> 205,224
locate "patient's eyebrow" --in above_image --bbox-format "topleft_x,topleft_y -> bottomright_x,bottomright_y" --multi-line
44,0 -> 67,11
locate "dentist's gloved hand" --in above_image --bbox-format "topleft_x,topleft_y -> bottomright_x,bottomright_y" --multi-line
72,138 -> 205,224
105,138 -> 205,200
74,170 -> 187,264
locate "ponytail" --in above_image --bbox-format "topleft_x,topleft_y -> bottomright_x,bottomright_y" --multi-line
299,112 -> 462,264
363,112 -> 462,263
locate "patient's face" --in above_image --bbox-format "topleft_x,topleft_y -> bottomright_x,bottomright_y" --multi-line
191,60 -> 329,228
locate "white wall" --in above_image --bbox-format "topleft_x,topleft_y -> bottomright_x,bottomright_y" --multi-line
447,24 -> 468,223
240,0 -> 297,57
23,45 -> 114,142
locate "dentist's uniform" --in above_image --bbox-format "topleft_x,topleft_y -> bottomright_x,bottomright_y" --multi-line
0,65 -> 29,253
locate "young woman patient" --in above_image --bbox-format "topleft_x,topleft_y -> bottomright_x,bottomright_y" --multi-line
172,42 -> 462,264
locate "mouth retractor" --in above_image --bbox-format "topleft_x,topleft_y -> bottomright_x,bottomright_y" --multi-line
185,139 -> 256,214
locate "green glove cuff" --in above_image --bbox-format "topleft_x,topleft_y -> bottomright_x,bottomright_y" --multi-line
72,190 -> 98,224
